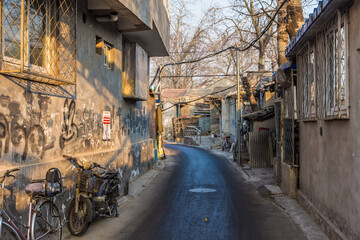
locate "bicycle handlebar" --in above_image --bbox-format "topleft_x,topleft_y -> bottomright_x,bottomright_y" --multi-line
5,168 -> 20,175
0,167 -> 20,184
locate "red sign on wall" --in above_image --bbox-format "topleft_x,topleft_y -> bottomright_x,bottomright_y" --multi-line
103,111 -> 111,141
103,111 -> 111,125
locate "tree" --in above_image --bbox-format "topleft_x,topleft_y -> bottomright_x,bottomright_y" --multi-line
151,0 -> 256,89
151,0 -> 214,89
277,0 -> 304,66
151,0 -> 311,89
227,0 -> 278,72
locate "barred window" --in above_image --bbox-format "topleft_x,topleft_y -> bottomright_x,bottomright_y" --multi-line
3,0 -> 21,60
326,27 -> 338,115
303,50 -> 308,118
0,0 -> 76,85
340,23 -> 347,108
298,45 -> 311,119
3,1 -> 51,68
297,10 -> 348,120
309,51 -> 315,116
325,12 -> 348,117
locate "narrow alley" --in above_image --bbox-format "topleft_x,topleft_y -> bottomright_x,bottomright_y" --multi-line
0,0 -> 357,239
66,145 -> 308,240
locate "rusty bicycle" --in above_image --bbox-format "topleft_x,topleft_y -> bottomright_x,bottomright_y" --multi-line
0,167 -> 63,240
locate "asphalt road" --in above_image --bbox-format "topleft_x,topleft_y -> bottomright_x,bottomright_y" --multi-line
72,144 -> 307,240
124,144 -> 306,240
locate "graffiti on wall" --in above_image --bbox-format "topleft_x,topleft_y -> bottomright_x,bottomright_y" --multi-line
122,107 -> 149,139
59,99 -> 105,149
60,100 -> 150,149
0,93 -> 54,162
0,91 -> 151,162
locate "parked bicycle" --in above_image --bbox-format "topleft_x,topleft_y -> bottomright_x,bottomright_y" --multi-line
64,155 -> 120,236
0,167 -> 63,240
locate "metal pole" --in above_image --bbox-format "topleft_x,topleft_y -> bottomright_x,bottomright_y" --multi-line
236,45 -> 242,165
158,65 -> 162,157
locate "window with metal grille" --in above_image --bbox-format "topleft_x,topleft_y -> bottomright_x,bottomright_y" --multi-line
0,0 -> 76,86
309,51 -> 315,116
298,45 -> 310,119
325,11 -> 348,118
297,9 -> 349,120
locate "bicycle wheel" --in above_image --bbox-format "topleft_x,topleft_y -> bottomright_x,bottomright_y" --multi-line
0,222 -> 21,240
31,200 -> 62,240
67,197 -> 92,236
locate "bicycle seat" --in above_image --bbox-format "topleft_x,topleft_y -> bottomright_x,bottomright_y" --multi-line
25,183 -> 44,197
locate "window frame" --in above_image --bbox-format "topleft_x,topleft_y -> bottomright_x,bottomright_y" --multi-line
122,39 -> 149,101
96,35 -> 102,55
2,0 -> 52,73
297,9 -> 349,121
103,41 -> 114,70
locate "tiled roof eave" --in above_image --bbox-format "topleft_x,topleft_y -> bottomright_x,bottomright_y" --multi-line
285,0 -> 352,58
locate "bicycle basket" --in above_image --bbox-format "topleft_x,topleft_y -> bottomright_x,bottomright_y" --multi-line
79,171 -> 97,192
45,168 -> 63,197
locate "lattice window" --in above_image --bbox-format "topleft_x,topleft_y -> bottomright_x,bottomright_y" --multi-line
324,11 -> 348,118
297,9 -> 349,120
0,0 -> 76,85
326,24 -> 338,116
340,22 -> 347,108
297,45 -> 309,119
316,29 -> 326,118
309,51 -> 315,116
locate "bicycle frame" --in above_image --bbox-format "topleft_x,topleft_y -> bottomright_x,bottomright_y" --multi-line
0,210 -> 26,240
0,180 -> 59,240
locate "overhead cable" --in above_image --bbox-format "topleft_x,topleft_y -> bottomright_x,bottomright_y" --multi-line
162,84 -> 237,112
150,0 -> 287,87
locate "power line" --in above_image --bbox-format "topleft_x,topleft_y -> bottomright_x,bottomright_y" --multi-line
166,49 -> 259,54
150,74 -> 236,78
233,0 -> 287,52
162,84 -> 237,112
150,0 -> 287,87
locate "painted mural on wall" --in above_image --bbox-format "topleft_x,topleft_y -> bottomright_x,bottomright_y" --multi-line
0,91 -> 150,164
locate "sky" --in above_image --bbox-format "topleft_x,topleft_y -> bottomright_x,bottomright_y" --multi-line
184,0 -> 320,26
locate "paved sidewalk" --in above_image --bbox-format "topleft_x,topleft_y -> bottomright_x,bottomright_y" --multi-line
210,149 -> 329,240
64,157 -> 166,239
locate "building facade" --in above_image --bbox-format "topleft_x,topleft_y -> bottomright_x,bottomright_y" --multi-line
284,0 -> 359,238
0,0 -> 169,214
